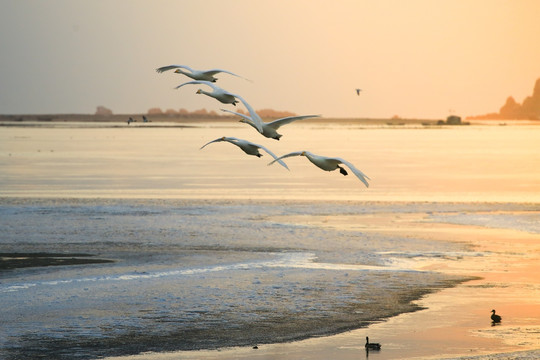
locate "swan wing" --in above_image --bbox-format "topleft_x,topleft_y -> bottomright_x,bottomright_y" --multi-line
267,151 -> 305,166
335,157 -> 370,187
199,136 -> 232,149
203,69 -> 251,81
156,64 -> 194,73
256,144 -> 289,170
233,95 -> 264,133
267,115 -> 321,130
174,80 -> 218,90
220,108 -> 253,122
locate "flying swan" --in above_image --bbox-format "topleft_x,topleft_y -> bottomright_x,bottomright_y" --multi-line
268,151 -> 370,187
156,64 -> 249,82
220,108 -> 320,140
175,80 -> 240,106
200,137 -> 289,170
218,96 -> 274,134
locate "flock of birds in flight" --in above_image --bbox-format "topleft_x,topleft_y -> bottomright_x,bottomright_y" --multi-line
156,64 -> 370,188
157,67 -> 506,349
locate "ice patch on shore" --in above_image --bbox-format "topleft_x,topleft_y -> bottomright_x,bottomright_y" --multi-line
1,251 -> 428,294
472,325 -> 540,348
430,212 -> 540,234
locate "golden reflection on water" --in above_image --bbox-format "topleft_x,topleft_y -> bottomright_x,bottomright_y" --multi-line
1,122 -> 539,202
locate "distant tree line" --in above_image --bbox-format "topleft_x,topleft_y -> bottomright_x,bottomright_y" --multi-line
146,107 -> 297,119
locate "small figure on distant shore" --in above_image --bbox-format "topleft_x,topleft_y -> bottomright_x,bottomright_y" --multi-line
127,117 -> 135,125
365,336 -> 381,350
491,309 -> 502,324
356,88 -> 362,96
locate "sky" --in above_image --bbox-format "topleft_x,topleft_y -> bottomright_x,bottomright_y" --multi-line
1,0 -> 539,119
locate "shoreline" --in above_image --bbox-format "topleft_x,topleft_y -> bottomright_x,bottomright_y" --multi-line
1,114 -> 539,127
102,206 -> 540,360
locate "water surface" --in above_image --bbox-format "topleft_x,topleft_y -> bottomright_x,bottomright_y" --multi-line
0,122 -> 538,359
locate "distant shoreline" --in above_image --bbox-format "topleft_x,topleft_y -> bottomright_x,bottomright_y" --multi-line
1,113 -> 538,126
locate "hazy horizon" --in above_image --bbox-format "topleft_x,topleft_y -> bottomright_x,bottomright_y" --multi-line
1,1 -> 539,119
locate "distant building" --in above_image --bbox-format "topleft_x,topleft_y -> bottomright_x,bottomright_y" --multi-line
437,115 -> 469,125
446,115 -> 462,125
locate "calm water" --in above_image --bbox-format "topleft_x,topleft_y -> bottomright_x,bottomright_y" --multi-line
1,122 -> 539,201
0,122 -> 539,359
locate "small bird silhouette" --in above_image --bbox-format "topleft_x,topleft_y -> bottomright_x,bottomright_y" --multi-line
365,336 -> 381,350
491,309 -> 502,323
356,88 -> 362,96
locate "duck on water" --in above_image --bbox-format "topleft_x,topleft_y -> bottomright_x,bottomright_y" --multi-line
491,309 -> 502,324
365,336 -> 381,350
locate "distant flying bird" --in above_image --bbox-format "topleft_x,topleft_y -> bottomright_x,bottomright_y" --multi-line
155,64 -> 249,82
127,117 -> 135,125
142,115 -> 150,123
356,88 -> 362,96
365,337 -> 381,350
175,80 -> 240,106
220,108 -> 320,140
491,309 -> 502,323
268,151 -> 370,187
200,136 -> 289,170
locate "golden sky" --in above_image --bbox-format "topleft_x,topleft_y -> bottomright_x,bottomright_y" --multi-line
1,0 -> 539,118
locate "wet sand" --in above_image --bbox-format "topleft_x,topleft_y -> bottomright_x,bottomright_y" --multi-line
104,210 -> 540,360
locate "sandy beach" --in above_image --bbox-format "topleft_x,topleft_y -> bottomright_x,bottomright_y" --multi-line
103,208 -> 540,360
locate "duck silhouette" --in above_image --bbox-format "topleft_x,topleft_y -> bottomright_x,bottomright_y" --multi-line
365,336 -> 381,350
491,309 -> 502,324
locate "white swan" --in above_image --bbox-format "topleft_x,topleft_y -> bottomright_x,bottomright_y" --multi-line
220,108 -> 320,140
156,64 -> 249,82
268,151 -> 369,187
222,96 -> 271,134
200,137 -> 289,170
175,80 -> 239,106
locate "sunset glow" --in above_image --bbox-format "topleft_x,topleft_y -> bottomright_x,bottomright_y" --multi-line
1,0 -> 539,118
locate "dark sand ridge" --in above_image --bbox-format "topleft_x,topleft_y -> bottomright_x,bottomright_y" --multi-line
0,253 -> 114,270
